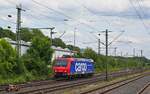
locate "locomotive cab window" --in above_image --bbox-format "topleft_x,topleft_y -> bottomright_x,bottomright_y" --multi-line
54,60 -> 68,67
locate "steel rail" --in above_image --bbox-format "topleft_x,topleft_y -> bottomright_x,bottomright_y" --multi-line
81,73 -> 150,94
137,82 -> 150,94
17,70 -> 146,94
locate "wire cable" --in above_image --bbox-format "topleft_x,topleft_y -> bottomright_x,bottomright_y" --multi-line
136,0 -> 150,27
5,0 -> 18,6
0,17 -> 16,24
31,0 -> 100,32
75,0 -> 112,28
108,31 -> 125,46
128,0 -> 149,33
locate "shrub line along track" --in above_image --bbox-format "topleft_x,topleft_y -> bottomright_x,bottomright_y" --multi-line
14,70 -> 147,94
137,82 -> 150,94
80,73 -> 150,94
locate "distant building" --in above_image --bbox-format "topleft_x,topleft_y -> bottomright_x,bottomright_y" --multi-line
2,37 -> 30,55
2,37 -> 76,59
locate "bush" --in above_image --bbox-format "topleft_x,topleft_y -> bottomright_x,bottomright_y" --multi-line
22,36 -> 54,77
0,39 -> 18,78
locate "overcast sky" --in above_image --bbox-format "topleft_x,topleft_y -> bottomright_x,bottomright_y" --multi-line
0,0 -> 150,58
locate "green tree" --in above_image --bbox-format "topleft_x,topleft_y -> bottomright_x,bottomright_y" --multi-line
0,28 -> 16,40
83,48 -> 97,61
20,28 -> 45,42
52,38 -> 66,48
23,36 -> 54,75
27,36 -> 53,63
67,45 -> 80,52
20,28 -> 32,42
0,39 -> 17,77
31,29 -> 45,38
66,45 -> 82,57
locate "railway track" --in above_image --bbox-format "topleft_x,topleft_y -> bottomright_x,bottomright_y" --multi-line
0,73 -> 105,92
0,69 -> 147,94
17,76 -> 106,94
0,70 -> 130,92
0,73 -> 104,93
0,78 -> 65,92
14,70 -> 147,94
80,73 -> 150,94
137,82 -> 150,94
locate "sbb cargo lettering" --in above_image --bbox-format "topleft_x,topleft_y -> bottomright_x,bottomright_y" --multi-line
75,63 -> 87,72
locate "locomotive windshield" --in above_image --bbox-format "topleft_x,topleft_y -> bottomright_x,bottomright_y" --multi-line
55,60 -> 67,67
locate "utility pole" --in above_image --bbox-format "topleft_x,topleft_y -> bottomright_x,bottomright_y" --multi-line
16,4 -> 25,58
98,39 -> 100,55
105,29 -> 108,80
114,47 -> 117,56
103,29 -> 113,80
73,27 -> 76,55
120,51 -> 123,57
126,52 -> 129,57
74,27 -> 76,48
133,48 -> 135,57
140,50 -> 144,70
98,34 -> 101,55
140,50 -> 143,57
50,27 -> 55,46
100,29 -> 112,80
16,5 -> 21,58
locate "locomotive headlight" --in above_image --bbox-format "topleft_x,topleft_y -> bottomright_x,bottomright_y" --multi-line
64,70 -> 67,72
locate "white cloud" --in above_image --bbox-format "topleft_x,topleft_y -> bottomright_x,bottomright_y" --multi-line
82,0 -> 130,12
0,0 -> 14,7
141,0 -> 150,8
0,0 -> 150,58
